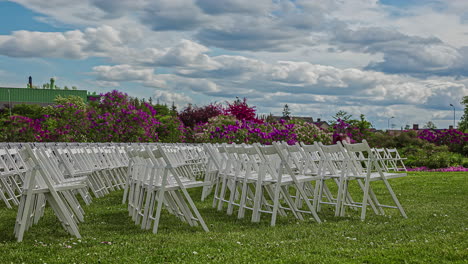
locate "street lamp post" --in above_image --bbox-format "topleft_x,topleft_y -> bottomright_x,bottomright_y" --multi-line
449,104 -> 455,128
388,116 -> 394,130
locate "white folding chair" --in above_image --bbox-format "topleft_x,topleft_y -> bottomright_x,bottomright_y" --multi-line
385,148 -> 407,172
339,140 -> 408,220
0,148 -> 24,208
14,145 -> 88,242
124,145 -> 210,233
252,143 -> 322,225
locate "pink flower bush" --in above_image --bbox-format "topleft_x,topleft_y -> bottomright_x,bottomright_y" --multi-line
0,90 -> 185,143
417,129 -> 468,155
407,166 -> 468,172
192,115 -> 331,145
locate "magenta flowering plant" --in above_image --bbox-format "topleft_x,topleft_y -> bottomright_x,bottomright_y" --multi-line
224,98 -> 262,123
407,166 -> 468,172
417,129 -> 468,155
192,116 -> 331,145
41,102 -> 91,142
331,119 -> 365,144
0,90 -> 185,143
86,91 -> 163,142
178,103 -> 224,128
0,115 -> 46,142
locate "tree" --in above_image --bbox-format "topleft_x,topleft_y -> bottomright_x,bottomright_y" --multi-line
330,110 -> 352,125
170,102 -> 177,116
225,98 -> 258,121
282,104 -> 291,120
459,96 -> 468,132
423,121 -> 437,129
351,114 -> 372,131
178,103 -> 223,128
404,124 -> 410,130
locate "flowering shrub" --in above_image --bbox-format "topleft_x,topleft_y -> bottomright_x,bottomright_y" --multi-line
42,102 -> 91,142
287,119 -> 332,144
224,98 -> 260,122
86,93 -> 165,142
192,116 -> 331,145
407,166 -> 468,172
331,119 -> 365,143
0,116 -> 45,142
0,90 -> 186,143
178,103 -> 223,128
417,129 -> 468,155
403,143 -> 465,169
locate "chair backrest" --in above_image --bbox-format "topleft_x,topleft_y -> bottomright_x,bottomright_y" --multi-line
341,140 -> 379,175
317,142 -> 348,176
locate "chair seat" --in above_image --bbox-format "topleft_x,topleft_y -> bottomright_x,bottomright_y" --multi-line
346,172 -> 407,181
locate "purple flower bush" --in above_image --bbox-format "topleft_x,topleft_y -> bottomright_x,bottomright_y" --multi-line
0,90 -> 185,143
407,166 -> 468,172
0,90 -> 465,170
178,103 -> 224,128
331,119 -> 369,144
417,129 -> 468,155
86,92 -> 163,142
192,115 -> 331,145
1,115 -> 46,142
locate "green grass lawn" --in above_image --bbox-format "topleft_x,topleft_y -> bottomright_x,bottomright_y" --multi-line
0,172 -> 467,263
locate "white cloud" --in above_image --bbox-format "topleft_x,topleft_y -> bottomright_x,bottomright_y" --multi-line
92,64 -> 154,82
154,90 -> 191,107
0,25 -> 128,59
4,0 -> 468,128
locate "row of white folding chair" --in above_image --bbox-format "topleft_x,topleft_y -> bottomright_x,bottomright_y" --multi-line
37,146 -> 93,205
17,143 -> 128,200
124,145 -> 209,233
206,141 -> 408,222
14,145 -> 88,242
333,140 -> 407,220
210,142 -> 322,226
0,147 -> 26,208
372,148 -> 407,172
76,145 -> 127,197
33,144 -> 126,199
202,144 -> 228,201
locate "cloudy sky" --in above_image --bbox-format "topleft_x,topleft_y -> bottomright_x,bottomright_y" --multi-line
0,0 -> 467,129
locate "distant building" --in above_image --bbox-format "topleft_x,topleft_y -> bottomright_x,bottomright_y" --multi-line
0,87 -> 99,108
314,118 -> 330,130
386,123 -> 456,136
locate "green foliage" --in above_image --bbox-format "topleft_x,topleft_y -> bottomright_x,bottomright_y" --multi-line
330,110 -> 352,125
367,130 -> 426,149
403,143 -> 465,169
423,121 -> 437,129
366,130 -> 466,168
52,95 -> 87,110
289,119 -> 332,144
282,104 -> 291,119
10,104 -> 46,120
157,115 -> 186,143
153,103 -> 170,116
